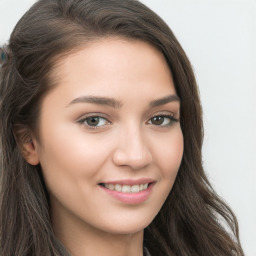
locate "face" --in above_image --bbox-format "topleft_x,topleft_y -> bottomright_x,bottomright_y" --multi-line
32,38 -> 183,237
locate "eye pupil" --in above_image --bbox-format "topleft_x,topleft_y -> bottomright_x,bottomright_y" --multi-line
151,116 -> 164,125
87,117 -> 99,126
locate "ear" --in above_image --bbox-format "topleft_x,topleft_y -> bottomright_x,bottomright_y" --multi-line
13,124 -> 40,165
22,139 -> 40,166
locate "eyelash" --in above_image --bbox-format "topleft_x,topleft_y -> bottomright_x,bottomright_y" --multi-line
77,113 -> 178,130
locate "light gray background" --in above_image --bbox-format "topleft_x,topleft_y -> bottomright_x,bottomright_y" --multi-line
0,0 -> 255,255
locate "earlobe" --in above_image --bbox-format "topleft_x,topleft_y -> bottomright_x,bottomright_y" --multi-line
13,124 -> 40,165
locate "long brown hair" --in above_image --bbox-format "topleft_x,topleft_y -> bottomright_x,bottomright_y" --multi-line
0,0 -> 244,255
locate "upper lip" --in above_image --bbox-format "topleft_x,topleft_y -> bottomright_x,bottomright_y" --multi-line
99,178 -> 156,186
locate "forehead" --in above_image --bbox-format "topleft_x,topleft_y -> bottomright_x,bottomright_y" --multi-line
46,38 -> 176,106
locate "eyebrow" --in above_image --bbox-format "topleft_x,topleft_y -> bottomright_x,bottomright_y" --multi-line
149,94 -> 180,107
67,94 -> 179,108
67,95 -> 122,108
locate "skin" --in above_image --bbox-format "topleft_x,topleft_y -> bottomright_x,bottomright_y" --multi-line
25,38 -> 184,256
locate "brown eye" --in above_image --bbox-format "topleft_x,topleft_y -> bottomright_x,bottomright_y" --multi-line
79,116 -> 110,127
151,116 -> 165,125
148,115 -> 177,126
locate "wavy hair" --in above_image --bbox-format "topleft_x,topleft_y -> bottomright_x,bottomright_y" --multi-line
0,0 -> 244,255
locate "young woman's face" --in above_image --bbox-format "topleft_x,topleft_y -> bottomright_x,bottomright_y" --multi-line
33,38 -> 183,236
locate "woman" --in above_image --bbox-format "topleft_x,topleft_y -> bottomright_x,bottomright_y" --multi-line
0,0 -> 244,255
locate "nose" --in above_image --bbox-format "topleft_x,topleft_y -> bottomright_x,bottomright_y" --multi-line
112,127 -> 153,170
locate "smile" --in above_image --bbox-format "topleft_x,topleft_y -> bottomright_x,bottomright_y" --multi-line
101,183 -> 149,193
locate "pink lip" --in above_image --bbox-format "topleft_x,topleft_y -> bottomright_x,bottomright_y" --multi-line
98,179 -> 156,204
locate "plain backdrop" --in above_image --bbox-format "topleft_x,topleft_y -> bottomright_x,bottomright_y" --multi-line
0,0 -> 255,255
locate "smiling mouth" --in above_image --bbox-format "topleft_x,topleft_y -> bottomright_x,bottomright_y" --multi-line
99,183 -> 150,193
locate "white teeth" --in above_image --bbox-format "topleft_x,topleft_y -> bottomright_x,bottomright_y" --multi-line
115,184 -> 122,192
108,184 -> 115,190
103,183 -> 149,193
122,185 -> 131,193
131,185 -> 140,193
143,184 -> 148,190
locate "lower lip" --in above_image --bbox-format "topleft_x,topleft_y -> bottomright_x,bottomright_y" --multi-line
99,183 -> 154,204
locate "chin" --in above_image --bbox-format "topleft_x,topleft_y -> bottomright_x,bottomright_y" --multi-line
98,216 -> 154,235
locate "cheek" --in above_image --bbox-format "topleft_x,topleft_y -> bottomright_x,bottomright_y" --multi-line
153,129 -> 184,177
145,129 -> 183,220
37,127 -> 110,204
38,123 -> 111,177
